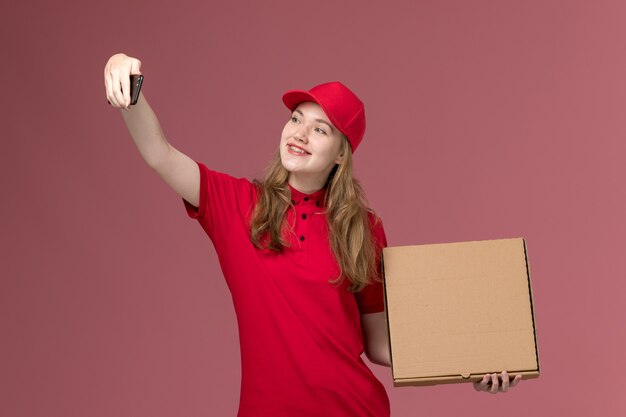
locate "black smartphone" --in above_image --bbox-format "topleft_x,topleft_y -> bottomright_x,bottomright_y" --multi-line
129,74 -> 144,105
106,74 -> 144,106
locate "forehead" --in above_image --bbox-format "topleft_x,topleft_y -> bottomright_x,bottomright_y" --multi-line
294,101 -> 330,122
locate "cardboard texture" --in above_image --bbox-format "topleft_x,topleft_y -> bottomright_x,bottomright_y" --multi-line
381,237 -> 540,387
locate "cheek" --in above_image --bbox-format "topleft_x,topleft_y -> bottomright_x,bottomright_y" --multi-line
281,123 -> 293,138
318,139 -> 341,160
279,131 -> 289,148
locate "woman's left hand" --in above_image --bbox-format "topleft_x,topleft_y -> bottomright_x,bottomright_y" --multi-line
473,371 -> 522,394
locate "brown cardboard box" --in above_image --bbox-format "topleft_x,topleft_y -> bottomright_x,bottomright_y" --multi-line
381,237 -> 540,387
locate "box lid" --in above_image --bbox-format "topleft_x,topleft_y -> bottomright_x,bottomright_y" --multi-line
382,237 -> 539,385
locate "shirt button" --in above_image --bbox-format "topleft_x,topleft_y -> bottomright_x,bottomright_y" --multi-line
304,197 -> 309,202
300,236 -> 305,241
302,214 -> 307,220
291,199 -> 295,204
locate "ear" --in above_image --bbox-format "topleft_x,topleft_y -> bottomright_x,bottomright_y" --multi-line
334,151 -> 344,165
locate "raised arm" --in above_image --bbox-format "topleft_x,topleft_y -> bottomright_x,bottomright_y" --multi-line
104,53 -> 200,208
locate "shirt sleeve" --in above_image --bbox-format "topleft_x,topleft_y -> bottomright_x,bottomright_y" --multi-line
181,161 -> 254,242
354,213 -> 388,315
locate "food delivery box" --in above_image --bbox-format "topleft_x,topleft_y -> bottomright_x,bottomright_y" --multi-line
381,237 -> 540,386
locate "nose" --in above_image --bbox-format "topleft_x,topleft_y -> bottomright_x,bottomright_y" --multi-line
294,129 -> 308,143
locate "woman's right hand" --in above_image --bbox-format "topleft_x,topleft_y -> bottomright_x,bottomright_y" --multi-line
104,53 -> 143,110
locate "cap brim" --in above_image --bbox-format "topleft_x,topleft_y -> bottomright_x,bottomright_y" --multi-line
282,90 -> 320,111
282,89 -> 342,129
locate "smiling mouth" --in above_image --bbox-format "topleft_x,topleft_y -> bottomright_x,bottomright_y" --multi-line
288,144 -> 310,155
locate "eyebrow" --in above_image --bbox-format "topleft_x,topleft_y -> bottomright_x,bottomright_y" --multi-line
294,109 -> 335,133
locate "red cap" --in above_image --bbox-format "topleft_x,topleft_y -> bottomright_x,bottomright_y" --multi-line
282,81 -> 366,153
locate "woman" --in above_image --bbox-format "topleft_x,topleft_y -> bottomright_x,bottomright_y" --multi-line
104,53 -> 522,417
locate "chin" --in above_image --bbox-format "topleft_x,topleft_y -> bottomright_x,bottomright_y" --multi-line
279,155 -> 296,173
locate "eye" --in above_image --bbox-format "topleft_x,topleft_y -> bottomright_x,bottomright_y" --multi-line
290,116 -> 299,123
315,127 -> 327,135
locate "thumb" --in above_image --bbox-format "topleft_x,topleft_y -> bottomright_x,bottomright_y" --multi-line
130,59 -> 142,75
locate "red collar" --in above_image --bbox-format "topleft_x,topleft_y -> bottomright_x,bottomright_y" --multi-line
288,183 -> 326,207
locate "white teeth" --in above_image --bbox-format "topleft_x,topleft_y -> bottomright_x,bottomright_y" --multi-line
289,145 -> 306,154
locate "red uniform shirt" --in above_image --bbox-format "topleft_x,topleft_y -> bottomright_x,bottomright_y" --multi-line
182,161 -> 390,417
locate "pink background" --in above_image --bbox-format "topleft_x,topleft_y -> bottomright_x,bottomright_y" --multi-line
2,0 -> 625,416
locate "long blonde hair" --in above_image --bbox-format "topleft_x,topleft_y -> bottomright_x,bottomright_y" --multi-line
249,136 -> 381,293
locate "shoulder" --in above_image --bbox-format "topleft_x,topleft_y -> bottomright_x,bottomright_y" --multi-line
366,209 -> 383,227
366,209 -> 387,247
198,162 -> 255,193
199,162 -> 252,184
195,162 -> 257,216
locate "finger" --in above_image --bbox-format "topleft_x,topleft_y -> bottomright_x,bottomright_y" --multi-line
110,70 -> 122,107
115,68 -> 130,108
104,67 -> 111,105
480,374 -> 490,390
501,371 -> 510,392
105,72 -> 118,107
490,373 -> 499,394
103,63 -> 110,94
130,58 -> 142,75
474,374 -> 490,391
511,374 -> 522,387
112,70 -> 127,108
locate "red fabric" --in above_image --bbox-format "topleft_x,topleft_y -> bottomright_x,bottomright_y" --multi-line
182,161 -> 390,417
